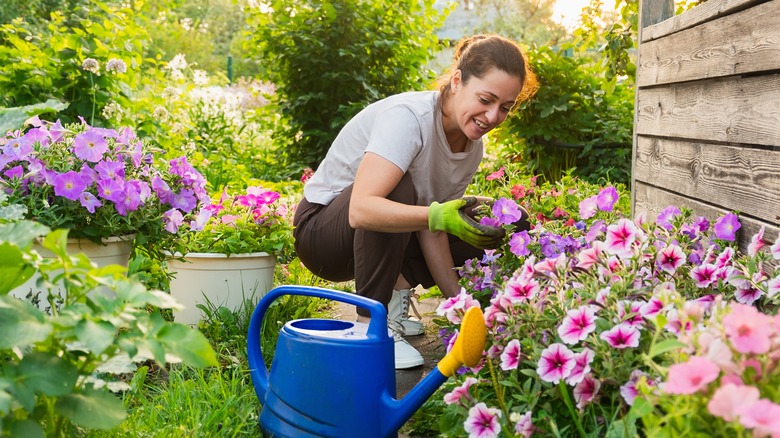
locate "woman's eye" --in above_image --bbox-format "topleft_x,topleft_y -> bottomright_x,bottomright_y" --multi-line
479,97 -> 490,104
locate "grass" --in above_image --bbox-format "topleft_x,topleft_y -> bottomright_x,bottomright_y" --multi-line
111,259 -> 351,436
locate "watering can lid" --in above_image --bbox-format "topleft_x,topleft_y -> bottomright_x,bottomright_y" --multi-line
285,318 -> 374,340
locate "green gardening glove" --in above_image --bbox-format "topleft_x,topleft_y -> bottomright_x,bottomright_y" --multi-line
428,197 -> 506,249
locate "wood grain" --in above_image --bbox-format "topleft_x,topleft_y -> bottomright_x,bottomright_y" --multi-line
634,136 -> 780,224
642,0 -> 765,42
635,74 -> 780,147
638,0 -> 780,86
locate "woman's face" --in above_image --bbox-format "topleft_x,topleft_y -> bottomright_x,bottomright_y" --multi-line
448,68 -> 524,141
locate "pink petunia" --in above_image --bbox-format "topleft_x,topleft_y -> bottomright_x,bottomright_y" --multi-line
436,289 -> 480,325
723,303 -> 773,354
599,323 -> 640,349
485,166 -> 505,181
771,237 -> 780,260
576,245 -> 602,269
739,399 -> 780,436
565,348 -> 595,386
604,218 -> 639,258
620,370 -> 649,406
707,384 -> 760,421
747,226 -> 766,257
690,263 -> 718,288
513,411 -> 534,438
573,374 -> 600,409
664,356 -> 720,395
463,403 -> 502,438
504,274 -> 540,302
656,244 -> 686,274
162,208 -> 184,233
578,195 -> 598,220
443,377 -> 478,406
536,343 -> 575,384
557,307 -> 597,345
500,339 -> 522,371
768,275 -> 780,298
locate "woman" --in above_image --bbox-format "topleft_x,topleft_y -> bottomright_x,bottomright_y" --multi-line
293,34 -> 537,369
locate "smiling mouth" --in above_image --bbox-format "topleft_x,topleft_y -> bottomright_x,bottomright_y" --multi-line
474,119 -> 488,129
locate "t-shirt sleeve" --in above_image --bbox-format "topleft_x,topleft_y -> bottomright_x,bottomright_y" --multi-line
365,106 -> 423,173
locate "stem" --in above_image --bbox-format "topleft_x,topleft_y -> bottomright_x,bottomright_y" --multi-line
486,358 -> 509,418
558,380 -> 587,438
89,73 -> 96,126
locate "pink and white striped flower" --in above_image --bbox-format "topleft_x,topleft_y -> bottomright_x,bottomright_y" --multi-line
617,300 -> 645,328
512,411 -> 534,438
504,275 -> 540,302
536,343 -> 575,384
656,243 -> 686,274
464,403 -> 502,438
500,339 -> 522,371
573,374 -> 601,409
565,348 -> 595,386
444,377 -> 479,406
768,275 -> 780,298
690,263 -> 718,288
747,226 -> 767,257
771,237 -> 780,260
604,218 -> 640,258
599,323 -> 640,349
557,307 -> 597,345
436,289 -> 480,324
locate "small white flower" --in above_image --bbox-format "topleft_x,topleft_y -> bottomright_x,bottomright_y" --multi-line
106,58 -> 127,74
81,58 -> 100,75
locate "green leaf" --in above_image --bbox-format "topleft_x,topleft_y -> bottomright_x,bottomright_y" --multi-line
0,221 -> 50,249
156,323 -> 218,368
0,388 -> 12,414
76,319 -> 116,355
9,419 -> 44,438
629,396 -> 654,419
39,229 -> 71,260
648,339 -> 686,359
55,388 -> 127,429
19,352 -> 78,396
0,297 -> 51,349
0,99 -> 67,134
0,242 -> 35,295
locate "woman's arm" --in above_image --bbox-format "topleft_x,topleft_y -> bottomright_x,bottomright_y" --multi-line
349,152 -> 429,233
417,229 -> 461,298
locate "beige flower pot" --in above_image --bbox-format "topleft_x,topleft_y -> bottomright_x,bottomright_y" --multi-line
167,252 -> 275,325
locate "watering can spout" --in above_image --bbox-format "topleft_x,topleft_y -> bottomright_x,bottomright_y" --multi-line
381,306 -> 487,436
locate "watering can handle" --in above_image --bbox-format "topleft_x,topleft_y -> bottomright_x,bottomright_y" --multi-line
247,285 -> 389,401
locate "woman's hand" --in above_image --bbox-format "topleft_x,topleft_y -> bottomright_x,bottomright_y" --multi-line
428,197 -> 505,249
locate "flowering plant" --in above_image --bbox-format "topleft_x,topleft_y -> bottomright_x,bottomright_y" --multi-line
411,171 -> 779,438
0,118 -> 209,250
170,185 -> 294,257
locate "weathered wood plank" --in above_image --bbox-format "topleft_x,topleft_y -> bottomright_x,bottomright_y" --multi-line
635,74 -> 780,147
634,181 -> 780,260
640,0 -> 674,30
637,0 -> 780,87
634,136 -> 780,224
642,0 -> 764,42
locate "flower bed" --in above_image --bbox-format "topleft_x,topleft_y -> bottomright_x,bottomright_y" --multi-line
416,174 -> 779,437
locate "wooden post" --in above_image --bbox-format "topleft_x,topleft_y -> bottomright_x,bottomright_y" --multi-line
632,0 -> 674,219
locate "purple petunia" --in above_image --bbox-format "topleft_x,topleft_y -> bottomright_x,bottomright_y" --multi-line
73,129 -> 109,162
713,212 -> 741,241
492,197 -> 524,225
52,171 -> 87,201
596,186 -> 619,212
508,230 -> 532,257
78,191 -> 102,213
656,205 -> 681,231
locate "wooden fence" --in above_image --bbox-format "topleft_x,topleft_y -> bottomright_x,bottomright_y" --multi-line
633,0 -> 780,254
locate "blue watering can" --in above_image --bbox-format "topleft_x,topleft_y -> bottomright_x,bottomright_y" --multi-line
247,285 -> 487,438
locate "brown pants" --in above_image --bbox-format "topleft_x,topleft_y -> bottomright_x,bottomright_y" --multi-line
293,174 -> 484,317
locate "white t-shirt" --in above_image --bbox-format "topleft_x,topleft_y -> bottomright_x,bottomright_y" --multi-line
303,91 -> 483,206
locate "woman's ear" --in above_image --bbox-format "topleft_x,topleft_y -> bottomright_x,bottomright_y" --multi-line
450,69 -> 462,93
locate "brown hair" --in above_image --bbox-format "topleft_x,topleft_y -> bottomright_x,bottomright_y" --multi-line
438,34 -> 538,110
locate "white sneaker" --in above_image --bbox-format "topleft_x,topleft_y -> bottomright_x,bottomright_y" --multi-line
389,322 -> 424,369
388,288 -> 425,336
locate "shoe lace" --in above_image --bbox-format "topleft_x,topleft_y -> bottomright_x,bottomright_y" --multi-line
388,320 -> 407,339
405,289 -> 423,321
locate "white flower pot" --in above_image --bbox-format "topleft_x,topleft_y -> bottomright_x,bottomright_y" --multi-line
10,235 -> 134,304
167,252 -> 276,325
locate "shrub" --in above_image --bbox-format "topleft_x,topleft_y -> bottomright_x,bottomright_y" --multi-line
243,0 -> 446,169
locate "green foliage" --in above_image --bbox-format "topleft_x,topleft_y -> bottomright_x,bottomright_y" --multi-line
0,100 -> 67,135
493,45 -> 634,185
244,0 -> 446,168
473,0 -> 568,47
0,223 -> 217,436
0,1 -> 150,125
